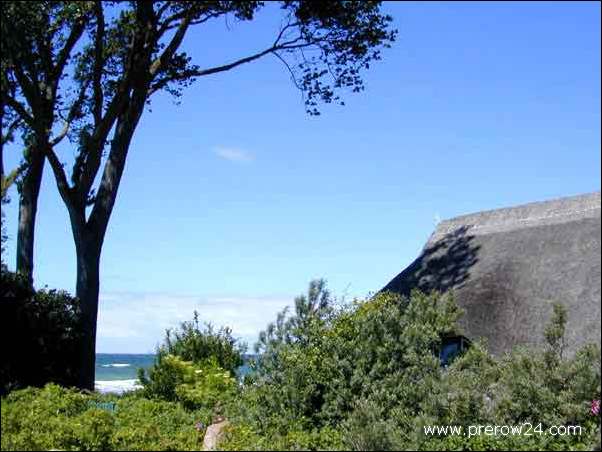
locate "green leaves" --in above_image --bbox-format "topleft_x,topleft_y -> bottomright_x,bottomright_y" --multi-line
1,268 -> 82,395
138,311 -> 244,419
139,353 -> 237,414
544,302 -> 568,363
237,282 -> 463,447
225,281 -> 601,451
157,310 -> 246,374
1,384 -> 206,451
283,1 -> 397,114
1,282 -> 600,451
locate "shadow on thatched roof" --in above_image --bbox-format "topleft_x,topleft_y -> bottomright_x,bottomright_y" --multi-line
382,192 -> 601,356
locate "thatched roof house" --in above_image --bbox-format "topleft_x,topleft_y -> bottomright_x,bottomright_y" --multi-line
382,192 -> 601,356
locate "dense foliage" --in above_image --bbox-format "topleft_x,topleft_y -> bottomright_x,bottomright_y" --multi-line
221,281 -> 601,451
1,280 -> 600,451
1,384 -> 207,451
158,312 -> 245,375
0,268 -> 82,395
138,354 -> 238,415
1,314 -> 245,450
138,311 -> 245,411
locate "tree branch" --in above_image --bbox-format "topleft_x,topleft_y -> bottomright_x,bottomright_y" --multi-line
1,117 -> 22,146
155,2 -> 171,21
150,14 -> 192,77
157,9 -> 222,36
273,51 -> 303,91
7,61 -> 40,116
86,89 -> 145,238
4,95 -> 35,129
149,39 -> 310,95
41,141 -> 73,208
76,89 -> 131,203
91,1 -> 105,126
35,23 -> 54,81
50,79 -> 90,146
77,1 -> 155,204
273,20 -> 301,47
53,15 -> 87,88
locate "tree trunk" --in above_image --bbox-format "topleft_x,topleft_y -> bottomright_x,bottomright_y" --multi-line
74,234 -> 101,391
16,150 -> 45,282
65,100 -> 145,391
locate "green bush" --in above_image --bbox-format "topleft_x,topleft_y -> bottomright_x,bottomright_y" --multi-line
0,269 -> 82,395
153,311 -> 245,374
224,280 -> 601,451
138,354 -> 237,413
223,283 -> 461,448
138,311 -> 244,417
341,399 -> 401,451
220,422 -> 344,451
235,285 -> 461,432
2,281 -> 600,451
0,384 -> 208,451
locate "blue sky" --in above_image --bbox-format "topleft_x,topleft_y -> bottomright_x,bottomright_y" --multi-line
3,2 -> 601,353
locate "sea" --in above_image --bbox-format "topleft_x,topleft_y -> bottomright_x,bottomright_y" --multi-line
95,353 -> 155,394
95,353 -> 254,394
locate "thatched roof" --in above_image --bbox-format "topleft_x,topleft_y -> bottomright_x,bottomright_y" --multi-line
382,192 -> 601,355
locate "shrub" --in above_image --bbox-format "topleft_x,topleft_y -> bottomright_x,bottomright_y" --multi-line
138,311 -> 244,414
3,280 -> 600,451
225,282 -> 463,448
154,311 -> 245,374
174,357 -> 238,412
225,280 -> 601,451
110,396 -> 206,451
138,354 -> 237,413
0,384 -> 207,451
236,279 -> 338,432
220,423 -> 344,451
0,269 -> 82,395
342,399 -> 401,451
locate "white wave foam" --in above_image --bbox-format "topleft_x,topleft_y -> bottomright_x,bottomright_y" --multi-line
95,379 -> 141,394
101,363 -> 131,368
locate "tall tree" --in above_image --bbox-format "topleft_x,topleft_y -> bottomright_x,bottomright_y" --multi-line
1,1 -> 396,390
2,2 -> 90,281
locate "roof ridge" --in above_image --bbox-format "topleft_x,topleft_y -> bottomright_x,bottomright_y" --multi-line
431,191 -> 600,240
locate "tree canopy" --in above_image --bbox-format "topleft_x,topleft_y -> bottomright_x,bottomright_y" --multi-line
1,0 -> 397,389
2,0 -> 397,250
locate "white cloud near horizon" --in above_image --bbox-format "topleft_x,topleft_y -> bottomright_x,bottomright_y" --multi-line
97,291 -> 293,354
212,146 -> 254,163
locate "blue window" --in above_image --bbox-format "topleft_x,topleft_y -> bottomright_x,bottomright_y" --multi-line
439,336 -> 470,366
